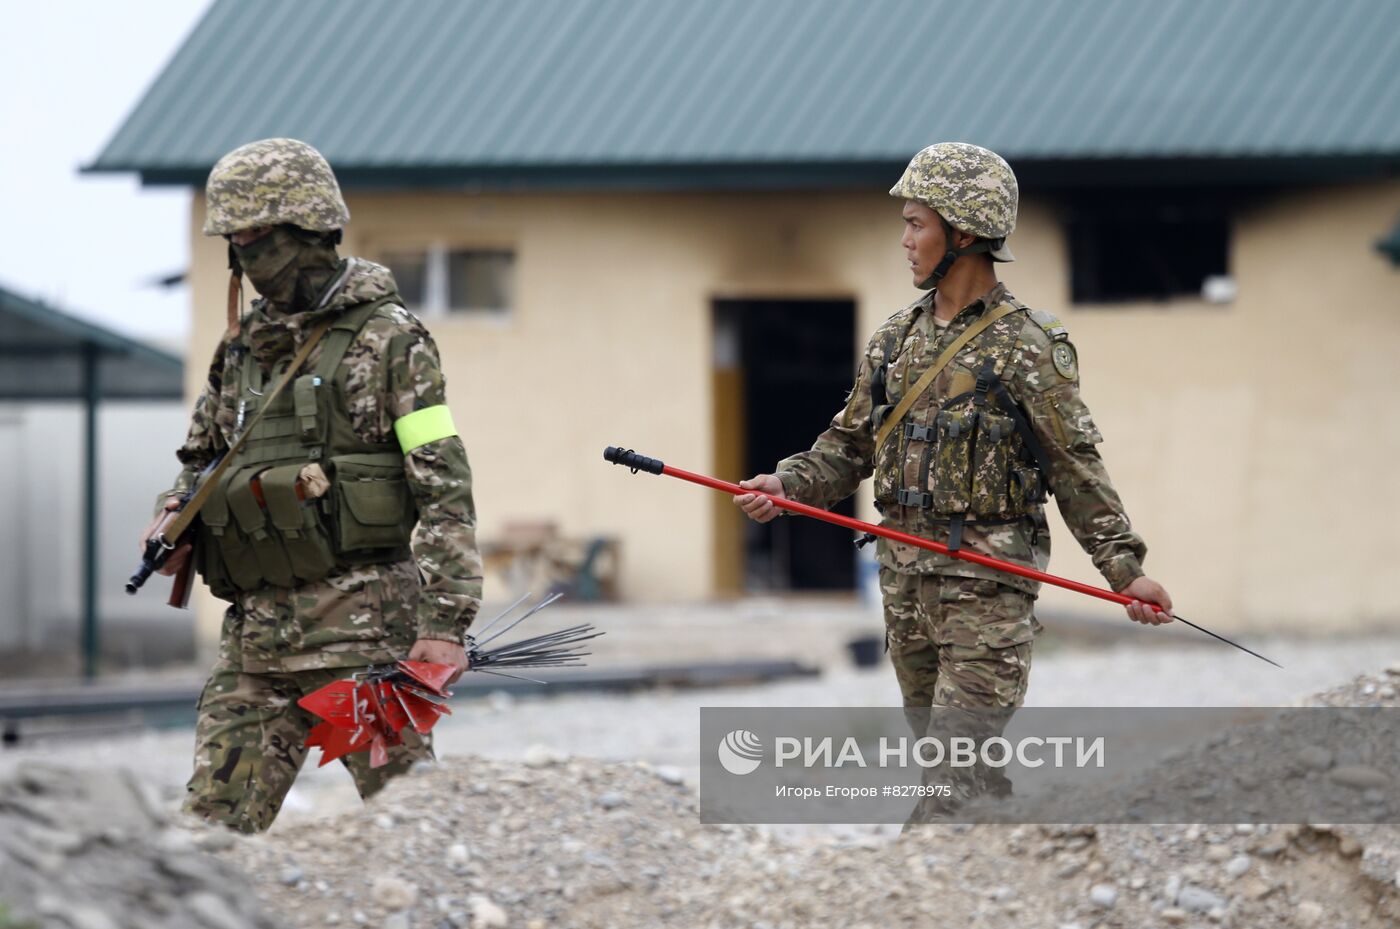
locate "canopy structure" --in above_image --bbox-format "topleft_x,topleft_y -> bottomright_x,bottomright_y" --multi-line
0,282 -> 183,677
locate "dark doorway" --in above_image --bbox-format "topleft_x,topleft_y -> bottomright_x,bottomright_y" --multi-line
712,298 -> 857,593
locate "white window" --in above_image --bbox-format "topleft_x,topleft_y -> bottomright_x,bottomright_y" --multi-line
379,243 -> 515,317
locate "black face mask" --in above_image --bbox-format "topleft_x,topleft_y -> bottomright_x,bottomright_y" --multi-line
230,226 -> 339,311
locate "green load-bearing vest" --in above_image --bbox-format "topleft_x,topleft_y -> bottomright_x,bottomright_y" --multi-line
196,297 -> 416,598
871,299 -> 1056,550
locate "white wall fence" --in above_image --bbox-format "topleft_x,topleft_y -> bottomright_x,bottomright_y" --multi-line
0,402 -> 192,667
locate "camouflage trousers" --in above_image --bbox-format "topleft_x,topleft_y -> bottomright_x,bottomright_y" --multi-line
184,660 -> 434,833
879,568 -> 1041,824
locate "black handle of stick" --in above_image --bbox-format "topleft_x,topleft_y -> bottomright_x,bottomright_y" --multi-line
604,446 -> 665,475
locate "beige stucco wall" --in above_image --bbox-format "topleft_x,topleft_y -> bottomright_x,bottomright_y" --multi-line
185,179 -> 1400,645
1012,181 -> 1400,635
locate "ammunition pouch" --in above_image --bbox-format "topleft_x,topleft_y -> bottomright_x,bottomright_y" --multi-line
330,452 -> 417,556
917,390 -> 1048,523
197,470 -> 263,599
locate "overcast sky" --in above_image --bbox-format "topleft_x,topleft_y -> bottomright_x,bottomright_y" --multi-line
0,0 -> 212,351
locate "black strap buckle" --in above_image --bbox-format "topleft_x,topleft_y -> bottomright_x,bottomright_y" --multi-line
896,488 -> 932,508
904,423 -> 935,442
974,358 -> 997,406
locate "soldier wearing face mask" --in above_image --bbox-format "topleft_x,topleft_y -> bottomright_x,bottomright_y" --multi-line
140,138 -> 483,833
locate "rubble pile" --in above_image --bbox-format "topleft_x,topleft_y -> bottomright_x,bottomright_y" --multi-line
977,679 -> 1400,829
221,758 -> 1400,928
1301,664 -> 1400,708
0,763 -> 279,929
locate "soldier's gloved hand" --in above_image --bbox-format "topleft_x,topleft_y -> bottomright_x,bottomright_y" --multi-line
1120,576 -> 1173,625
408,638 -> 471,685
734,474 -> 786,524
140,497 -> 192,577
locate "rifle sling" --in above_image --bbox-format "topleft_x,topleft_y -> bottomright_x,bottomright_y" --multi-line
991,377 -> 1056,494
874,302 -> 1021,451
159,319 -> 335,545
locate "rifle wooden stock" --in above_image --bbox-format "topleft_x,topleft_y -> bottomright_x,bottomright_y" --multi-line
168,536 -> 196,609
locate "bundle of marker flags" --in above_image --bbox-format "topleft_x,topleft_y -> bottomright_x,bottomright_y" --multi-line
298,593 -> 602,767
298,660 -> 457,769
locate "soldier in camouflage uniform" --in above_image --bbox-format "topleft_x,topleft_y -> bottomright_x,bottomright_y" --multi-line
735,143 -> 1172,815
139,139 -> 483,833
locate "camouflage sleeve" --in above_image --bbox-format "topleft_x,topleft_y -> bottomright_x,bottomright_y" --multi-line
773,353 -> 877,509
1015,334 -> 1147,592
384,326 -> 484,642
155,338 -> 231,514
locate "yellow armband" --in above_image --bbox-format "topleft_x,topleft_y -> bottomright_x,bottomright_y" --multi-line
393,405 -> 458,453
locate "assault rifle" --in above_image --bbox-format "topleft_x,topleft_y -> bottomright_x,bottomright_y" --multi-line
125,455 -> 222,607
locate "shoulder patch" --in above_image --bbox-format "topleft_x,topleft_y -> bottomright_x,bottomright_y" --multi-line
1028,308 -> 1069,341
1051,341 -> 1078,380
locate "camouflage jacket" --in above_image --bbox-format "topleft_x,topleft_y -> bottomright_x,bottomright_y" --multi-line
163,260 -> 483,673
775,283 -> 1146,596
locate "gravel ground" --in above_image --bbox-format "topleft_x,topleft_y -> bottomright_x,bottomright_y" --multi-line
3,617 -> 1398,827
181,666 -> 1400,929
207,759 -> 1400,929
3,602 -> 1400,929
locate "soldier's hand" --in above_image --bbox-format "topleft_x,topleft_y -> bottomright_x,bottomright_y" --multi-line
1120,576 -> 1173,625
408,638 -> 471,685
734,474 -> 786,524
140,497 -> 192,576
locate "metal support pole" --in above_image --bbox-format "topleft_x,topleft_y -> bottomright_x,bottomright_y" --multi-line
82,343 -> 100,680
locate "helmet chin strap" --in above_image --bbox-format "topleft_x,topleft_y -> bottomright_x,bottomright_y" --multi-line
916,216 -> 994,290
226,243 -> 244,338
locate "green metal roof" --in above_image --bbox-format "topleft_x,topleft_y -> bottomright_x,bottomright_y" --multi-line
90,0 -> 1400,188
0,283 -> 183,401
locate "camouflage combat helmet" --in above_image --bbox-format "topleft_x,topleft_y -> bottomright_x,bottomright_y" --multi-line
203,138 -> 350,236
890,142 -> 1017,264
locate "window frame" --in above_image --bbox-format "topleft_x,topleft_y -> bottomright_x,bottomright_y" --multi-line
370,238 -> 517,320
1058,189 -> 1238,308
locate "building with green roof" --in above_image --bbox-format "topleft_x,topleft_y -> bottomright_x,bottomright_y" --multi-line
91,0 -> 1400,635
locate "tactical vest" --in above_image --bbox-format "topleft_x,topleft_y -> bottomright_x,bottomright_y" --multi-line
870,299 -> 1055,550
196,297 -> 417,598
